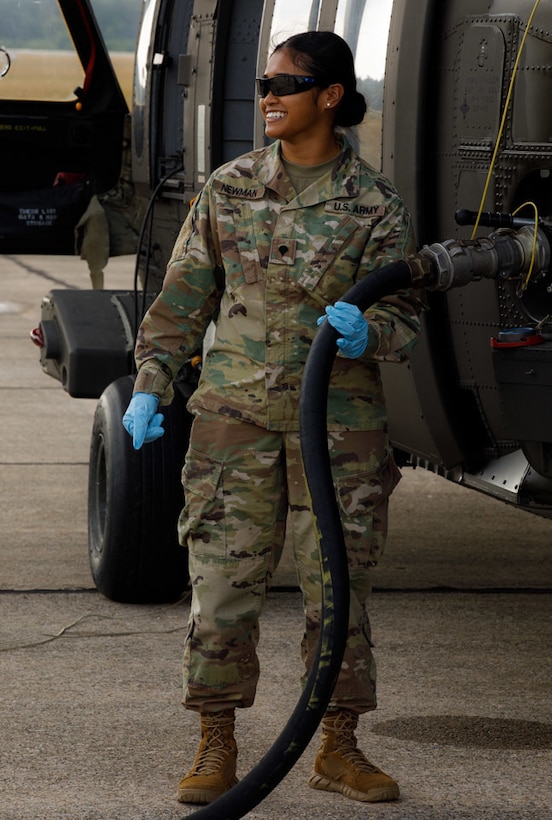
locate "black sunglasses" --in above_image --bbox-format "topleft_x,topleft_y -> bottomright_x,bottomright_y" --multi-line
256,74 -> 319,98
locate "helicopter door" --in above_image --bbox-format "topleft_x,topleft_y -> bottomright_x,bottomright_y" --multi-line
0,0 -> 128,254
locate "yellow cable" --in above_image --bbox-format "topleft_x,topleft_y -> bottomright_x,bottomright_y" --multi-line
471,0 -> 543,239
512,201 -> 540,290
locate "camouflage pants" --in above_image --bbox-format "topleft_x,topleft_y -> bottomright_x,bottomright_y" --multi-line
178,410 -> 401,715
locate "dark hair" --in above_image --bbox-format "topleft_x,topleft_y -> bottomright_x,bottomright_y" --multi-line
272,31 -> 367,128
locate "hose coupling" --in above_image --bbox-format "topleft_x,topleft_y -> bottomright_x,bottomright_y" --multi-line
411,227 -> 551,292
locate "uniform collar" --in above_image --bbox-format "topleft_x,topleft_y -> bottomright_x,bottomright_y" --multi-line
252,134 -> 361,205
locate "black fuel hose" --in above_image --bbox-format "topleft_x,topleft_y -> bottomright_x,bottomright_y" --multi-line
184,260 -> 414,820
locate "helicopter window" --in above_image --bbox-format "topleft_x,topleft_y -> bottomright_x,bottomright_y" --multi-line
334,0 -> 393,170
268,0 -> 321,47
132,0 -> 157,160
0,0 -> 83,102
88,0 -> 140,107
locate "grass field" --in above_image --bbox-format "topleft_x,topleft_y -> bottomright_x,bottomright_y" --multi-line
0,50 -> 134,106
358,109 -> 383,170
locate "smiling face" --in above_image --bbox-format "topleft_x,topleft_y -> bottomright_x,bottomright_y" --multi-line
259,48 -> 343,163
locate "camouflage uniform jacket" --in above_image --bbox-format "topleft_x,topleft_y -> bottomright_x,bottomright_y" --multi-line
134,137 -> 423,431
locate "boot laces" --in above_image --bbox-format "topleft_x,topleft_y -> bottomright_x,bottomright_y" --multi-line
194,725 -> 231,775
324,711 -> 381,774
337,742 -> 381,774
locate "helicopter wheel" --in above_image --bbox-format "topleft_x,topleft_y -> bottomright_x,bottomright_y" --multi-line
88,375 -> 190,603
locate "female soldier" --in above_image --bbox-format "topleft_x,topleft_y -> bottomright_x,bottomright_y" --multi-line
123,30 -> 423,806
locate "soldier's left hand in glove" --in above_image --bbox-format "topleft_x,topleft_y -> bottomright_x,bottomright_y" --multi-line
317,301 -> 369,358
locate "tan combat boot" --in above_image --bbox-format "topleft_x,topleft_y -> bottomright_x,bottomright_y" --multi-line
176,709 -> 238,804
308,709 -> 400,803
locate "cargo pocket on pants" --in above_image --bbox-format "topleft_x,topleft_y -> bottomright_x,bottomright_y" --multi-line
178,447 -> 226,556
335,452 -> 401,567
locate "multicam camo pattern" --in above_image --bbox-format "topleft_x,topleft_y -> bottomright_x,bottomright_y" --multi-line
134,136 -> 423,431
180,411 -> 400,713
132,136 -> 423,713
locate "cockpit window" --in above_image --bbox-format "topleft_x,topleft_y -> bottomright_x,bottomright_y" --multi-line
0,0 -> 83,101
335,0 -> 393,170
89,0 -> 140,107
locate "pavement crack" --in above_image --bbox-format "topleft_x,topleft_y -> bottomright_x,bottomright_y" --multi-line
3,254 -> 80,289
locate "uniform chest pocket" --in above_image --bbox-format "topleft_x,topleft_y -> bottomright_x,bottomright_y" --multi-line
297,216 -> 362,291
218,202 -> 263,291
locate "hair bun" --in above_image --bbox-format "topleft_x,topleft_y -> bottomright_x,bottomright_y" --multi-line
336,90 -> 367,128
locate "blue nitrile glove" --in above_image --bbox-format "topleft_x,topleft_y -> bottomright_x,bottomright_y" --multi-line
122,392 -> 165,450
317,301 -> 369,358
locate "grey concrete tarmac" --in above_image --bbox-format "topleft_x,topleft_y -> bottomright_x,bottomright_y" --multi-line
1,253 -> 551,819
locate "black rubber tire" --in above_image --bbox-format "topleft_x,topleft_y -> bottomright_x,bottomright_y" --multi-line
88,375 -> 191,603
